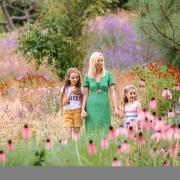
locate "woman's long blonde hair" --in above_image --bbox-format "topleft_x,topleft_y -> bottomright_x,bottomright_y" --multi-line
87,52 -> 106,79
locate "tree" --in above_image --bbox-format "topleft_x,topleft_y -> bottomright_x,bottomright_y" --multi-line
0,0 -> 38,32
126,0 -> 180,67
19,0 -> 110,78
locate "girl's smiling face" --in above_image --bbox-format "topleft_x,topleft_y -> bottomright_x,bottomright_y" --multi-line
69,72 -> 79,86
126,88 -> 137,103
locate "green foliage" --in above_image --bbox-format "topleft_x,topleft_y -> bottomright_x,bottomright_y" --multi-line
126,0 -> 180,68
133,63 -> 180,116
19,0 -> 109,77
1,129 -> 180,166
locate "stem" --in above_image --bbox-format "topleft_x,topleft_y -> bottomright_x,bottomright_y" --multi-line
75,140 -> 82,166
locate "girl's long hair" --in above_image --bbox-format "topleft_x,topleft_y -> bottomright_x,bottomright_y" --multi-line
123,85 -> 137,107
88,51 -> 105,79
61,68 -> 82,107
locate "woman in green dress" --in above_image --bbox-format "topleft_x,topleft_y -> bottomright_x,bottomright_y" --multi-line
81,52 -> 119,132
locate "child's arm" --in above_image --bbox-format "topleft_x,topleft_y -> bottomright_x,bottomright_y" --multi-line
62,91 -> 72,106
81,87 -> 89,119
118,106 -> 125,119
136,101 -> 142,115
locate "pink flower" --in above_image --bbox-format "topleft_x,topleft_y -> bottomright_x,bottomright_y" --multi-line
149,97 -> 157,110
45,138 -> 53,149
139,79 -> 145,86
173,84 -> 180,91
163,161 -> 169,167
138,79 -> 145,92
128,126 -> 135,139
22,124 -> 32,139
137,109 -> 153,129
118,140 -> 131,154
174,126 -> 180,140
154,116 -> 165,131
112,158 -> 121,167
125,158 -> 133,166
115,125 -> 128,137
162,88 -> 172,99
108,126 -> 116,140
144,117 -> 153,130
60,139 -> 68,145
168,110 -> 175,118
151,130 -> 162,143
101,137 -> 109,150
6,140 -> 15,151
88,140 -> 96,155
137,132 -> 145,145
72,131 -> 80,141
168,143 -> 179,158
0,150 -> 7,162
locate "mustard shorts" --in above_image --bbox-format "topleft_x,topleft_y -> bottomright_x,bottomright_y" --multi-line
63,108 -> 82,128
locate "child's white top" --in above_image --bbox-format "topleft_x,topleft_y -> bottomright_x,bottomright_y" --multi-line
124,101 -> 141,123
61,86 -> 84,110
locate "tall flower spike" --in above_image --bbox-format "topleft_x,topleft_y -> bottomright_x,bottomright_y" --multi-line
6,140 -> 15,151
88,140 -> 96,155
168,109 -> 174,118
23,124 -> 32,139
0,150 -> 7,162
112,157 -> 121,167
72,130 -> 80,141
101,137 -> 109,150
149,97 -> 157,110
45,138 -> 53,149
162,88 -> 172,100
108,126 -> 116,140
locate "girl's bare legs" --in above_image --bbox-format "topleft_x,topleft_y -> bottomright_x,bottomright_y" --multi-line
66,128 -> 72,142
73,127 -> 80,133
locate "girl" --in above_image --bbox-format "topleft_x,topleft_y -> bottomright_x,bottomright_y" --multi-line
61,68 -> 83,142
119,85 -> 142,129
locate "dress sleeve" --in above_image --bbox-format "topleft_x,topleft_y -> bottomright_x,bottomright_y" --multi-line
108,71 -> 115,86
83,75 -> 89,87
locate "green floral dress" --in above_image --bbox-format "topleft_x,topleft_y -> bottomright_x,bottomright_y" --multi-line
83,71 -> 115,131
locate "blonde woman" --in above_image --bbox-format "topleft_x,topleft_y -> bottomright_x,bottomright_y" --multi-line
81,52 -> 119,132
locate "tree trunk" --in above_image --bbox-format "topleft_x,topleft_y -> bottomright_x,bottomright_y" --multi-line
0,1 -> 15,31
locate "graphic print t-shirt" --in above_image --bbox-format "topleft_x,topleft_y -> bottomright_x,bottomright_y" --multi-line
61,86 -> 83,110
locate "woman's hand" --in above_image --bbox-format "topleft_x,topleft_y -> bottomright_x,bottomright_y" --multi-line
118,106 -> 124,119
81,110 -> 87,120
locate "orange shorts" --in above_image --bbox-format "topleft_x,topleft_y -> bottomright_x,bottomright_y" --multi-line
63,108 -> 82,128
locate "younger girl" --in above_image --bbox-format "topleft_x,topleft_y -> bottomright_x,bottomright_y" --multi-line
61,68 -> 83,142
119,85 -> 142,129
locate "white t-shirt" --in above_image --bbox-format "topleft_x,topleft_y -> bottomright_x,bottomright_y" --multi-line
61,86 -> 84,110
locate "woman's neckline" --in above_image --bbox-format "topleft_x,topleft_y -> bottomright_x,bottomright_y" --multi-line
94,70 -> 107,83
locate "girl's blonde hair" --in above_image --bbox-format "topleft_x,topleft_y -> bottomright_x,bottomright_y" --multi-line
87,51 -> 105,79
61,68 -> 82,105
123,85 -> 137,105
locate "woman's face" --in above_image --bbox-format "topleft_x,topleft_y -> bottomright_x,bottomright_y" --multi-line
95,57 -> 104,70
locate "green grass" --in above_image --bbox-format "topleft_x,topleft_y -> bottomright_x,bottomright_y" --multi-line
1,128 -> 180,167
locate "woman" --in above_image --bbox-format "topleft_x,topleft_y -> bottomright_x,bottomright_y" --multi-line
81,52 -> 119,132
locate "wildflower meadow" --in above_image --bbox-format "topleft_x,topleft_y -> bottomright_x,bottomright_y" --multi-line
0,0 -> 179,167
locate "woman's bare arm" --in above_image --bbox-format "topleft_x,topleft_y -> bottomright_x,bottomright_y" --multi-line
109,85 -> 119,115
81,87 -> 89,118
